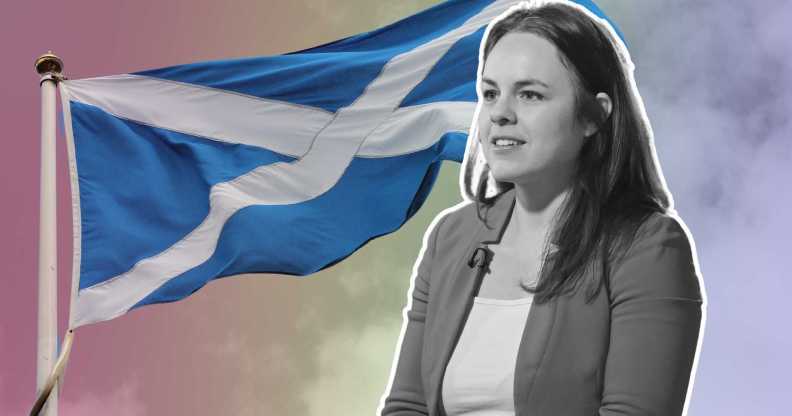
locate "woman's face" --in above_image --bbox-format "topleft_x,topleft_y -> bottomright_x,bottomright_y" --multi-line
478,31 -> 590,185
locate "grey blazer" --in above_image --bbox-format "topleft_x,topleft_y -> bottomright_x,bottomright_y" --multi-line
381,188 -> 704,416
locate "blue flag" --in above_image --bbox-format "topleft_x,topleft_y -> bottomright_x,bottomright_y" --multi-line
60,0 -> 616,328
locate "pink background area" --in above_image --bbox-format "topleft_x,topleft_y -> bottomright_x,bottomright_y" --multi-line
2,1 -> 791,415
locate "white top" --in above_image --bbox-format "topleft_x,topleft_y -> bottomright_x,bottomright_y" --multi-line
441,295 -> 534,416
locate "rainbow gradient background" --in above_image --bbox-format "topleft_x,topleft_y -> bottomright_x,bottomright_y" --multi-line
2,1 -> 790,414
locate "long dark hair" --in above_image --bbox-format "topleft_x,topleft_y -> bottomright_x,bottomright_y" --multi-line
461,1 -> 672,304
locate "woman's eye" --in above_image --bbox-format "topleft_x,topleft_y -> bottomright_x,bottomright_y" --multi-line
519,90 -> 544,101
482,89 -> 498,101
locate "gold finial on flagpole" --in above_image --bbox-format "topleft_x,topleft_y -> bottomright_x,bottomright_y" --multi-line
35,51 -> 63,75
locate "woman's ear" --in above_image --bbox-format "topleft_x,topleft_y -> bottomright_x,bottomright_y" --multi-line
584,92 -> 613,137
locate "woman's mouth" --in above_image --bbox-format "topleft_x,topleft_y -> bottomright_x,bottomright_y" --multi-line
491,136 -> 526,149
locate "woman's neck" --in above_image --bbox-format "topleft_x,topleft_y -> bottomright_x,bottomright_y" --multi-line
508,171 -> 573,242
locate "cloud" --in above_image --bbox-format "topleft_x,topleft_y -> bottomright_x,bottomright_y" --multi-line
299,317 -> 404,416
61,378 -> 147,416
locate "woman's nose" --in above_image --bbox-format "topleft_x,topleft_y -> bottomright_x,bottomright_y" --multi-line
489,97 -> 516,126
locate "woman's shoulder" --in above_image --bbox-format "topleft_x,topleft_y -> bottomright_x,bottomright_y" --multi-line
425,200 -> 480,247
629,210 -> 695,254
610,210 -> 704,303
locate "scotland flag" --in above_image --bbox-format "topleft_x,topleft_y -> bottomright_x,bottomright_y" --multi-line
60,0 -> 613,328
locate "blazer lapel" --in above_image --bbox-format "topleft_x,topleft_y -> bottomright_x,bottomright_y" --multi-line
513,283 -> 559,415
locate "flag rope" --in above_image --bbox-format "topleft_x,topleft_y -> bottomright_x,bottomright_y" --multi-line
29,330 -> 75,416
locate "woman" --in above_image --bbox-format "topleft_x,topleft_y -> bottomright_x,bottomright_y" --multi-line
380,1 -> 705,415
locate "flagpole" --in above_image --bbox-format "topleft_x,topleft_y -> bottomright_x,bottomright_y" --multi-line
34,51 -> 63,416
